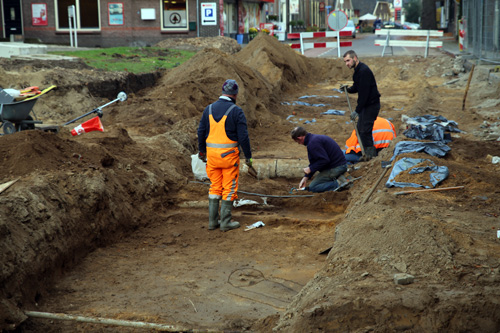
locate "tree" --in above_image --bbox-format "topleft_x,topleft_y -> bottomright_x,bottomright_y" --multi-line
420,0 -> 437,29
404,0 -> 421,23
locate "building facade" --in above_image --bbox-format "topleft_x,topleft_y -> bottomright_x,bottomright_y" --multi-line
0,0 -> 274,47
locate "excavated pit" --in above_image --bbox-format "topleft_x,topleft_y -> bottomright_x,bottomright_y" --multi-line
1,34 -> 500,332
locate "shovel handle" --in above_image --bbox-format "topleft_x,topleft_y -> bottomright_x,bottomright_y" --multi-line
343,86 -> 366,157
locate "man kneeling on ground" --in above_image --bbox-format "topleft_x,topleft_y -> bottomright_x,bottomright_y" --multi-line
344,116 -> 396,164
291,127 -> 349,193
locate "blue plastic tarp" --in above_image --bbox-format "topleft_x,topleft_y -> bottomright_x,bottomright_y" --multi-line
281,101 -> 328,107
322,109 -> 346,115
298,95 -> 340,99
386,157 -> 449,188
390,141 -> 451,162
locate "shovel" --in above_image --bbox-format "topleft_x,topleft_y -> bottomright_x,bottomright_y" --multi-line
343,86 -> 366,158
247,165 -> 258,179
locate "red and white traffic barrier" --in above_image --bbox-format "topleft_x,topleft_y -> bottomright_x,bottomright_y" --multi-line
458,20 -> 465,52
289,31 -> 353,55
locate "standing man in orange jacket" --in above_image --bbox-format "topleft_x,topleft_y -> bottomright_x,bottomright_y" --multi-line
197,79 -> 252,232
344,117 -> 396,164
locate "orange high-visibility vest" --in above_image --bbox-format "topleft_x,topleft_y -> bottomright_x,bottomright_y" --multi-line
206,104 -> 240,168
345,117 -> 396,154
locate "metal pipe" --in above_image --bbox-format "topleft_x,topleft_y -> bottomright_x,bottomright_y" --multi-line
241,158 -> 307,179
63,92 -> 127,126
25,311 -> 191,331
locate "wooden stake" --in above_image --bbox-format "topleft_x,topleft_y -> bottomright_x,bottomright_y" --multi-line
362,165 -> 391,204
462,64 -> 475,111
394,186 -> 465,196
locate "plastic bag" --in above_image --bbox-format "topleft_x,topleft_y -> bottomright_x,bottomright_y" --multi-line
3,89 -> 20,98
191,154 -> 208,180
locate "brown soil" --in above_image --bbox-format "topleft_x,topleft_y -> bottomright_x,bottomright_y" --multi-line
1,34 -> 500,332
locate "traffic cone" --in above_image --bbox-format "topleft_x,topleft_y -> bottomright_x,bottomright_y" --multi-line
71,116 -> 104,136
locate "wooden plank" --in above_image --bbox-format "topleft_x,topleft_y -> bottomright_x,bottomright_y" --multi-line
375,40 -> 443,48
375,29 -> 443,37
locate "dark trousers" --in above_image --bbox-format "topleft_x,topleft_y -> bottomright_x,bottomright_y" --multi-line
308,164 -> 348,193
357,102 -> 380,148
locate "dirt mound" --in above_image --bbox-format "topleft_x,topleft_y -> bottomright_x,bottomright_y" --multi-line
236,34 -> 348,92
154,36 -> 242,54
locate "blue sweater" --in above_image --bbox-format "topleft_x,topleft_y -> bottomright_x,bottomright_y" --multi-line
197,97 -> 252,159
304,133 -> 346,178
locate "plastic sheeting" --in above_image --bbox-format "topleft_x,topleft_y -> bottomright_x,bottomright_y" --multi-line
322,109 -> 346,115
386,157 -> 449,188
281,101 -> 328,107
298,95 -> 340,99
402,114 -> 461,132
402,114 -> 461,142
390,141 -> 451,162
403,124 -> 452,143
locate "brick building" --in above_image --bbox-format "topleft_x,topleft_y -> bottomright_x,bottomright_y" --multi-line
0,0 -> 275,47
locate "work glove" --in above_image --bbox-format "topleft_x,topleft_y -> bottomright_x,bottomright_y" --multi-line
350,111 -> 359,121
245,158 -> 253,168
339,84 -> 349,91
198,152 -> 207,162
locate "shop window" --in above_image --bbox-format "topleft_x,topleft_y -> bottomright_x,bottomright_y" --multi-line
56,0 -> 100,31
162,0 -> 188,30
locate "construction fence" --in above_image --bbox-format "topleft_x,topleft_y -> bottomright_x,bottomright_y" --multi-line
462,0 -> 500,63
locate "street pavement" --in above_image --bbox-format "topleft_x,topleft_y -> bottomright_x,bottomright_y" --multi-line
300,32 -> 461,59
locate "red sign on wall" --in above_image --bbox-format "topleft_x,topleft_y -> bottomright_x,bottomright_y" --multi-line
32,3 -> 48,26
259,23 -> 274,36
319,2 -> 325,12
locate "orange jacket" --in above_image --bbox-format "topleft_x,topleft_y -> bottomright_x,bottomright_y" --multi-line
345,117 -> 396,154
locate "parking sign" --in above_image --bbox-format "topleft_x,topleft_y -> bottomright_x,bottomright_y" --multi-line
201,3 -> 216,26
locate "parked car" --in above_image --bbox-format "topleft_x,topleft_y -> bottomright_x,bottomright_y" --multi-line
403,22 -> 421,30
382,21 -> 403,29
341,20 -> 356,38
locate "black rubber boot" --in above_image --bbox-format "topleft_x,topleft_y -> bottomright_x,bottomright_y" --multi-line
360,146 -> 377,161
367,146 -> 378,158
220,200 -> 240,232
208,198 -> 220,230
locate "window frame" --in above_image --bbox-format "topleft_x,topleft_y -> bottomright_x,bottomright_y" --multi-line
160,0 -> 189,31
54,0 -> 101,32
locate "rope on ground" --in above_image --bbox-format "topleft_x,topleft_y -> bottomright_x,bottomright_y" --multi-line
190,180 -> 314,198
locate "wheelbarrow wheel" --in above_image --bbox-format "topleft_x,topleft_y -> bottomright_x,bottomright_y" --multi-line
2,121 -> 16,135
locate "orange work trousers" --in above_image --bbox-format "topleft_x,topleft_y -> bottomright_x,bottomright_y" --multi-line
206,149 -> 239,201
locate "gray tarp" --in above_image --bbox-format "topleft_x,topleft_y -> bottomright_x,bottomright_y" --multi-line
402,115 -> 461,132
386,157 -> 449,188
403,124 -> 452,143
402,114 -> 461,142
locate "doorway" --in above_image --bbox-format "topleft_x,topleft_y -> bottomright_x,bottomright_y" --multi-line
2,0 -> 23,39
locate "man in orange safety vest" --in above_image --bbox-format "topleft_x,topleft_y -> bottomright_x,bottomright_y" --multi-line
197,79 -> 253,232
344,117 -> 396,164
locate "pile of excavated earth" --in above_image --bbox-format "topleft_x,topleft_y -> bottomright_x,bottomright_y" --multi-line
1,34 -> 500,332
